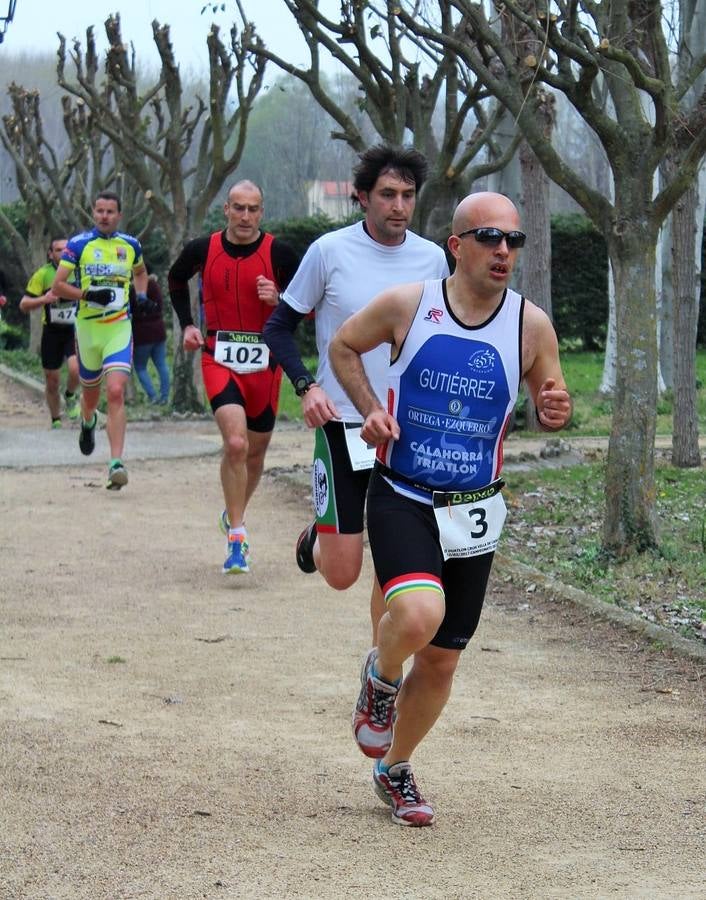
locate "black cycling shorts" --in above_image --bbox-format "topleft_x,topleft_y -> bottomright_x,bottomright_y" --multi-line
41,327 -> 76,370
311,420 -> 372,535
366,470 -> 494,650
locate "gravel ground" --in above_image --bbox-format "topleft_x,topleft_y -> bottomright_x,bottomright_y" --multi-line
1,373 -> 704,899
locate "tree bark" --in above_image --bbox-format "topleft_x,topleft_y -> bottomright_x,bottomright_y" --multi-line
670,178 -> 702,467
517,77 -> 554,432
603,235 -> 659,554
171,281 -> 203,415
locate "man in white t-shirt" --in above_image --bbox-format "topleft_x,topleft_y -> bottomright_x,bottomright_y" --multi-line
263,145 -> 448,641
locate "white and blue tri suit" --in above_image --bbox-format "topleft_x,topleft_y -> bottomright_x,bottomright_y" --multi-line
367,279 -> 524,650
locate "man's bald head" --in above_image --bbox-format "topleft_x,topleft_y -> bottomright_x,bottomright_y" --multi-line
452,192 -> 520,235
228,179 -> 263,204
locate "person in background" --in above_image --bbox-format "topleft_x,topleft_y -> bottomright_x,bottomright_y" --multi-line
263,144 -> 449,644
129,269 -> 170,405
168,180 -> 300,574
52,191 -> 151,490
19,237 -> 80,428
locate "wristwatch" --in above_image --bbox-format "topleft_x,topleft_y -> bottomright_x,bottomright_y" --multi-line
294,375 -> 317,397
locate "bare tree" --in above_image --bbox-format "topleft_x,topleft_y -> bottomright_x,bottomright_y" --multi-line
0,82 -> 142,350
56,13 -> 266,410
239,0 -> 520,238
399,0 -> 706,558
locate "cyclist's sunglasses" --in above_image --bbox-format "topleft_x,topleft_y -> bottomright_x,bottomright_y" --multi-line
457,227 -> 527,249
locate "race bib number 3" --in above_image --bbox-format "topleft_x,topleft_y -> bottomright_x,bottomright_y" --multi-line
344,422 -> 376,471
49,303 -> 77,324
214,331 -> 269,373
433,478 -> 507,560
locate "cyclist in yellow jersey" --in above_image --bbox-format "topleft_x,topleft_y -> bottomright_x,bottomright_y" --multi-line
52,191 -> 151,490
19,236 -> 80,428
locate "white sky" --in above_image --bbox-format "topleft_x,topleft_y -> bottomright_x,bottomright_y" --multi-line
3,0 -> 314,73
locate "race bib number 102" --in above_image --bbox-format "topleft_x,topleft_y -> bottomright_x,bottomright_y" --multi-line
214,331 -> 269,373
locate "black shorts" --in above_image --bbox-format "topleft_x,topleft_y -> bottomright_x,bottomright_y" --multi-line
202,351 -> 281,433
41,327 -> 76,371
366,471 -> 494,650
311,420 -> 372,535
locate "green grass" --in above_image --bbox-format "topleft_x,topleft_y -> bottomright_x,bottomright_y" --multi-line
502,462 -> 706,639
0,348 -> 44,379
550,349 -> 706,437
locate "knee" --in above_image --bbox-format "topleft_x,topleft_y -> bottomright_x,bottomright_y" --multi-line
393,594 -> 445,647
45,373 -> 59,392
246,444 -> 267,470
319,555 -> 361,591
105,380 -> 126,405
413,649 -> 460,690
223,432 -> 248,464
323,567 -> 360,591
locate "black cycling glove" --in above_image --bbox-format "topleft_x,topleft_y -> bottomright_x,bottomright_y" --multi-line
84,284 -> 116,306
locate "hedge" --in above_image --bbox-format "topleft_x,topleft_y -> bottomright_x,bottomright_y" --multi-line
2,205 -> 704,350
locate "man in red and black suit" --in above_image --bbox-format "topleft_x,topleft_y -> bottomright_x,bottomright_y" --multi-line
168,180 -> 299,574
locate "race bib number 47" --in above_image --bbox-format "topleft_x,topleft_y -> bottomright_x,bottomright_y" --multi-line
49,302 -> 77,324
214,331 -> 269,374
432,478 -> 506,560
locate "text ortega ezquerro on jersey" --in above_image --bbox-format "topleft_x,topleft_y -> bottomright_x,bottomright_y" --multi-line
60,228 -> 144,322
380,280 -> 524,498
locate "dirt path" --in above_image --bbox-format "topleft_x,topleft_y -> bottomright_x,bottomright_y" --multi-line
1,377 -> 704,899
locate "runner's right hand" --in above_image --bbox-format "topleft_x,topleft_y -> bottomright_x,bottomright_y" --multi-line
182,324 -> 205,351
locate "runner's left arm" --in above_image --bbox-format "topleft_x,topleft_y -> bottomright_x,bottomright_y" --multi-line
522,303 -> 572,431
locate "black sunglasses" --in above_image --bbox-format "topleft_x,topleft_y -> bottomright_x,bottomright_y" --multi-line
457,227 -> 526,249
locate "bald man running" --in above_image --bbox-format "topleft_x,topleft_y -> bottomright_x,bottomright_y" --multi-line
330,191 -> 572,827
168,180 -> 300,574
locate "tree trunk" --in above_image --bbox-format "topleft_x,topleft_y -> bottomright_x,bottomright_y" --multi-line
27,227 -> 48,355
603,236 -> 659,555
670,178 -> 702,467
599,282 -> 617,397
163,227 -> 202,414
28,309 -> 42,355
658,198 -> 674,388
519,137 -> 552,432
171,280 -> 203,414
417,175 -> 461,242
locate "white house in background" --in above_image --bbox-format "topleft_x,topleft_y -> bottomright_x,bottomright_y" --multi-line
306,180 -> 354,219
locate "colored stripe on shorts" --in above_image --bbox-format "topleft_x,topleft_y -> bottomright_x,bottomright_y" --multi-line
104,361 -> 132,376
383,572 -> 444,605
